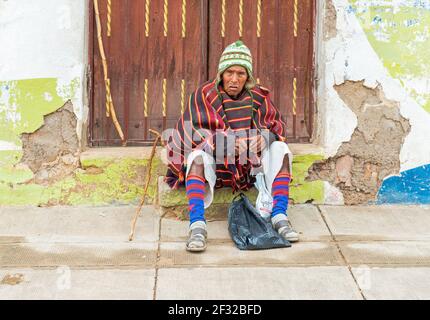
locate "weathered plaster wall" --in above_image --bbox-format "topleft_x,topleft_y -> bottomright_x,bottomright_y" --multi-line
0,0 -> 88,193
314,0 -> 430,204
1,0 -> 429,206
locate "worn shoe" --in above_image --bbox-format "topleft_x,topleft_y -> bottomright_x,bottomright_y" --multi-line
273,219 -> 299,242
186,222 -> 207,252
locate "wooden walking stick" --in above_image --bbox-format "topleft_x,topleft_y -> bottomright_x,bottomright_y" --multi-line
93,0 -> 125,142
129,129 -> 161,241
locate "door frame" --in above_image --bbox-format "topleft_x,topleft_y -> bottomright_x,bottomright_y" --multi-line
87,0 -> 317,146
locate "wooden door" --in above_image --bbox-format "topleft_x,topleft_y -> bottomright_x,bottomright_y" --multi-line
89,0 -> 315,146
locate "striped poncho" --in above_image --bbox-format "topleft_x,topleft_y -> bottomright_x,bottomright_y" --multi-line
165,79 -> 287,192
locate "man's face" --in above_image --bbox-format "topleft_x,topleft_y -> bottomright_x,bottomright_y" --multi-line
222,65 -> 248,98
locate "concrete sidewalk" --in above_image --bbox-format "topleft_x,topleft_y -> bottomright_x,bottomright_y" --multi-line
1,204 -> 430,300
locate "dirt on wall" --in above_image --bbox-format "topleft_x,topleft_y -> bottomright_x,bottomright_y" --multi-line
20,101 -> 80,184
308,81 -> 411,205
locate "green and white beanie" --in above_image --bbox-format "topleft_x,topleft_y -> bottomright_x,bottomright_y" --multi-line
218,40 -> 253,77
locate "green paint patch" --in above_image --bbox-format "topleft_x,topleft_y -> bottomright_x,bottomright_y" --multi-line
0,183 -> 46,206
349,1 -> 430,112
0,78 -> 78,143
0,176 -> 76,206
66,159 -> 147,206
0,150 -> 22,166
290,155 -> 325,204
0,164 -> 34,184
0,157 -> 148,206
424,100 -> 430,113
0,77 -> 80,184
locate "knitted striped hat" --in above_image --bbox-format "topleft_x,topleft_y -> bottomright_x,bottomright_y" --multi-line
218,40 -> 253,76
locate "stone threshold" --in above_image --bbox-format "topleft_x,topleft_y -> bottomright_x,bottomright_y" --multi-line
80,143 -> 323,162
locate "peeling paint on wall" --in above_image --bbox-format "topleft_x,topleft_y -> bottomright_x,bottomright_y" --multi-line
377,164 -> 430,204
343,0 -> 430,204
0,78 -> 80,185
0,158 -> 149,206
0,78 -> 79,143
21,102 -> 80,184
309,81 -> 411,204
349,0 -> 430,113
314,0 -> 430,204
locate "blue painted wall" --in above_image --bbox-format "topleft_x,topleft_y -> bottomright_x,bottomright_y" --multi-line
377,165 -> 430,204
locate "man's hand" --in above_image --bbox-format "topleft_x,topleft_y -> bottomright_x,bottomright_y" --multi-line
231,134 -> 267,158
235,138 -> 248,156
249,134 -> 267,155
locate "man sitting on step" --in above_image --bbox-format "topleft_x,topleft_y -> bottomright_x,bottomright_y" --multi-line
164,40 -> 299,252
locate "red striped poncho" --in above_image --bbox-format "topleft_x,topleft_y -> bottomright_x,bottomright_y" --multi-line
164,79 -> 287,192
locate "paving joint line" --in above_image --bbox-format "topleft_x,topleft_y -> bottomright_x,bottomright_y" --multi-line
316,205 -> 367,300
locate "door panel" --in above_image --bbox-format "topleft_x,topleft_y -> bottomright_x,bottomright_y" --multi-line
207,0 -> 315,142
90,0 -> 207,146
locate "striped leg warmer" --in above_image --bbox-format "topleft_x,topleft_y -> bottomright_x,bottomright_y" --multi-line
186,174 -> 206,225
271,172 -> 291,221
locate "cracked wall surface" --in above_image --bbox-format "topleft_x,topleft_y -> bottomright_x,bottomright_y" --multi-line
314,0 -> 430,204
0,1 -> 86,188
0,78 -> 80,185
20,102 -> 80,184
309,81 -> 411,204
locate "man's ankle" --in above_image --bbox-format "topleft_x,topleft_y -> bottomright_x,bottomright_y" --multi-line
189,220 -> 207,231
271,213 -> 288,227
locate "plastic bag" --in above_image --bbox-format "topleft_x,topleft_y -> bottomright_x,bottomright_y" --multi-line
254,172 -> 273,220
228,193 -> 291,250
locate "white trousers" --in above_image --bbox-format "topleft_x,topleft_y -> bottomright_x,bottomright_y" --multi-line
185,141 -> 293,209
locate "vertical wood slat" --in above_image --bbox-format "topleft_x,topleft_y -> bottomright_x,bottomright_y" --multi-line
260,0 -> 277,100
279,0 -> 294,137
88,0 -> 96,145
274,0 -> 281,125
242,0 -> 258,79
123,0 -> 131,145
307,0 -> 316,140
148,0 -> 164,135
256,0 -> 262,85
128,0 -> 145,141
181,0 -> 187,116
144,0 -> 150,140
145,0 -> 150,37
102,0 -> 111,142
293,0 -> 298,139
296,0 -> 314,140
166,0 -> 182,130
163,0 -> 168,132
239,0 -> 244,39
107,0 -> 112,37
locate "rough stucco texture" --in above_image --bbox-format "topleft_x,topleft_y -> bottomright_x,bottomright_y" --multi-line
309,81 -> 411,205
21,101 -> 80,184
